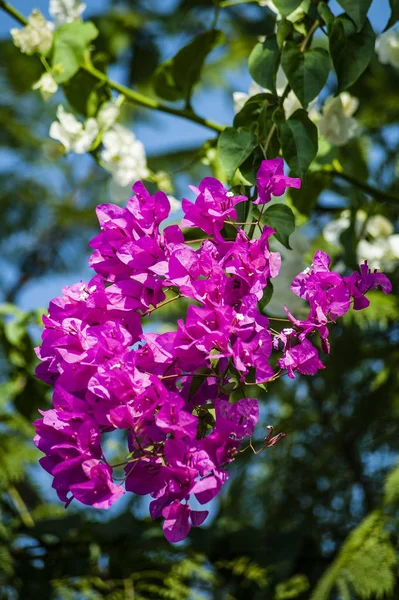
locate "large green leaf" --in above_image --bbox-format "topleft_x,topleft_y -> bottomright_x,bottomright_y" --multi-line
281,42 -> 330,107
52,21 -> 99,84
248,36 -> 280,93
63,69 -> 111,117
153,30 -> 224,102
289,170 -> 332,215
272,0 -> 302,17
328,16 -> 376,92
217,127 -> 258,180
336,0 -> 372,31
274,109 -> 318,178
261,203 -> 296,249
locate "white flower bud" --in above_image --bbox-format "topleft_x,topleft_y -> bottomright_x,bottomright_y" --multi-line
49,105 -> 99,154
375,28 -> 399,69
97,95 -> 124,131
32,72 -> 58,101
11,9 -> 53,56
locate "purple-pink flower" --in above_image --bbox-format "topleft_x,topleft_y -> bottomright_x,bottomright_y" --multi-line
255,158 -> 301,204
33,162 -> 392,543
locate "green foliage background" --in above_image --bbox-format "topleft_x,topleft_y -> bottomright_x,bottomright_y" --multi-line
0,0 -> 398,598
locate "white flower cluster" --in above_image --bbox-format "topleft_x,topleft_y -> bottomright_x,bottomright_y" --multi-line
375,28 -> 399,69
11,2 -> 86,102
100,124 -> 149,187
49,0 -> 86,26
49,96 -> 150,188
324,210 -> 399,271
11,9 -> 53,56
311,92 -> 360,147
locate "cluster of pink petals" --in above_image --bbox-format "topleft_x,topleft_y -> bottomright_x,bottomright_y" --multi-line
34,160 -> 392,543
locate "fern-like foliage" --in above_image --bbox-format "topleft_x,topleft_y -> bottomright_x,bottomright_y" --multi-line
310,511 -> 397,600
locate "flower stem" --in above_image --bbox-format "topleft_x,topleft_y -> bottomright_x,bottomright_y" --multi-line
0,1 -> 226,133
332,169 -> 399,205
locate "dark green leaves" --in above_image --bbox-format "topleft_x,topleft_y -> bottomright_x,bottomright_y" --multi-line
275,109 -> 318,178
385,0 -> 399,30
153,30 -> 224,102
217,127 -> 258,180
261,204 -> 295,249
52,21 -> 99,83
272,0 -> 302,17
281,43 -> 330,107
336,0 -> 372,31
248,36 -> 280,93
328,16 -> 376,92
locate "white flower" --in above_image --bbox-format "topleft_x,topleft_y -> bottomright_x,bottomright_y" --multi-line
49,105 -> 99,153
316,92 -> 359,146
49,0 -> 86,26
97,95 -> 124,131
375,28 -> 399,69
100,124 -> 149,187
233,67 -> 301,118
11,9 -> 53,55
167,195 -> 181,213
323,210 -> 399,271
32,72 -> 58,101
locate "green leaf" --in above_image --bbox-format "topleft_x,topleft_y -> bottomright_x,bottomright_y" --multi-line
274,109 -> 318,178
328,16 -> 376,92
385,0 -> 399,30
272,0 -> 302,17
153,30 -> 224,102
248,36 -> 280,93
281,42 -> 330,107
289,170 -> 332,215
336,0 -> 372,30
261,204 -> 295,249
63,69 -> 111,117
52,21 -> 99,83
217,127 -> 258,180
277,19 -> 294,49
258,282 -> 274,312
318,2 -> 335,27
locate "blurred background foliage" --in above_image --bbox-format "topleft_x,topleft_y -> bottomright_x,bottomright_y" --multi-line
0,0 -> 399,598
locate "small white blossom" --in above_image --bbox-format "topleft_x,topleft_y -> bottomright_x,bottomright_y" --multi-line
49,0 -> 86,26
233,68 -> 301,119
167,196 -> 181,213
100,124 -> 149,187
323,209 -> 399,271
316,92 -> 359,146
97,95 -> 124,131
49,105 -> 99,153
11,9 -> 53,56
375,28 -> 399,69
32,72 -> 58,101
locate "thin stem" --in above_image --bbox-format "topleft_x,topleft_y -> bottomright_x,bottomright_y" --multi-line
0,1 -> 226,133
268,317 -> 291,322
144,294 -> 182,316
299,19 -> 320,52
332,170 -> 399,205
82,64 -> 225,132
0,0 -> 27,25
8,486 -> 35,528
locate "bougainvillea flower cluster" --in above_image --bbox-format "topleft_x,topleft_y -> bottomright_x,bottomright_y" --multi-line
34,158 -> 392,543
